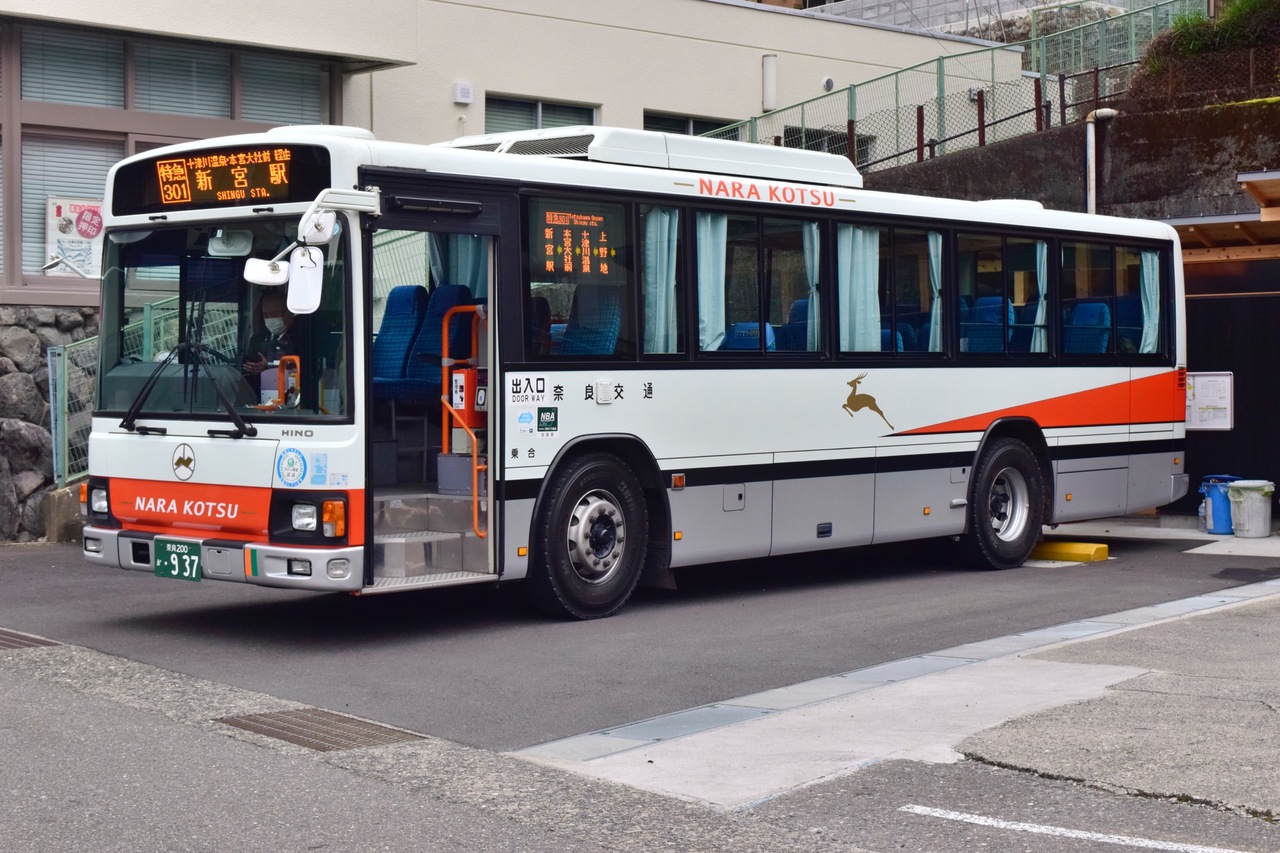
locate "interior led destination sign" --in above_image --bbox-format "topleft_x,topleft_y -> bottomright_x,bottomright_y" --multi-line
532,198 -> 623,284
155,148 -> 293,206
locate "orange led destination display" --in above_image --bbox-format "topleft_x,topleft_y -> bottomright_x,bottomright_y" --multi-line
535,200 -> 622,284
155,148 -> 293,206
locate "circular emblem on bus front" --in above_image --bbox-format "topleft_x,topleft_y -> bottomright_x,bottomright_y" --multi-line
277,447 -> 307,488
172,444 -> 195,481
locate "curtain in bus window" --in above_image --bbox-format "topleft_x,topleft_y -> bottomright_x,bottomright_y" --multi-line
927,231 -> 943,352
836,224 -> 880,351
429,234 -> 489,298
1032,241 -> 1049,353
696,212 -> 728,351
643,207 -> 680,354
803,222 -> 821,351
1140,250 -> 1160,353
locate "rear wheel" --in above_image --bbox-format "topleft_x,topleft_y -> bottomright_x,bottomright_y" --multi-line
962,437 -> 1045,570
526,452 -> 648,619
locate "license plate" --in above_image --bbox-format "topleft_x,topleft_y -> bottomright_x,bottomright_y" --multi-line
154,538 -> 201,582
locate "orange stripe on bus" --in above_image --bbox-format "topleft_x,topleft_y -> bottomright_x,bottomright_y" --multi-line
109,479 -> 366,546
900,372 -> 1185,436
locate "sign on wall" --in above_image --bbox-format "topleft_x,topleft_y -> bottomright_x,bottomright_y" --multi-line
1186,371 -> 1233,431
44,197 -> 105,279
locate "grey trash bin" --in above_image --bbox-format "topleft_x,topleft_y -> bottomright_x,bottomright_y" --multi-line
1227,480 -> 1274,538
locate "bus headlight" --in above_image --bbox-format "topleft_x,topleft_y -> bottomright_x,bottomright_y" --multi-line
90,487 -> 109,514
291,504 -> 318,531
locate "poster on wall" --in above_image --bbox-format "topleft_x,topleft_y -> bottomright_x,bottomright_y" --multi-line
44,197 -> 105,278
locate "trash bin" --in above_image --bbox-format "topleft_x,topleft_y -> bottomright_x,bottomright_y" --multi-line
1199,475 -> 1240,535
1227,480 -> 1274,538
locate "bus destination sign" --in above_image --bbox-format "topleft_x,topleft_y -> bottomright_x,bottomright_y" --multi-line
533,198 -> 624,285
155,148 -> 293,206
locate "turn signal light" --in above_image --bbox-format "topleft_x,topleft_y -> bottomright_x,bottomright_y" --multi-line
322,500 -> 346,537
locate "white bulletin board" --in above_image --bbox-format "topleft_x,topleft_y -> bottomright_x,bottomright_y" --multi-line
1186,372 -> 1233,431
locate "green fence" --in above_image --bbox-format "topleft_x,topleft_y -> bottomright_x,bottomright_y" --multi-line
705,0 -> 1207,171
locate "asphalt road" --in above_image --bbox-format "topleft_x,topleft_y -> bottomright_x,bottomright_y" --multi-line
0,535 -> 1271,752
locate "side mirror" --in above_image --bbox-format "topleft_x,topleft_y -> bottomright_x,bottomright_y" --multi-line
243,257 -> 289,287
286,246 -> 324,314
299,211 -> 337,245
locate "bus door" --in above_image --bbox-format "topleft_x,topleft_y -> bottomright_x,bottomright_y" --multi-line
362,182 -> 519,590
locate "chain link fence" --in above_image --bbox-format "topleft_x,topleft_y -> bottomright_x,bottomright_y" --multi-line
1125,44 -> 1280,110
705,0 -> 1206,172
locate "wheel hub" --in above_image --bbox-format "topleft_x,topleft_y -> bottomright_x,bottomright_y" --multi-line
565,490 -> 627,585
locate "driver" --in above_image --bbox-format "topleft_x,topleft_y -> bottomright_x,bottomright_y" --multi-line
243,289 -> 300,392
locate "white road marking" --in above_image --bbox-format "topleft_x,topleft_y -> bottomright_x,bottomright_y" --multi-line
900,804 -> 1254,853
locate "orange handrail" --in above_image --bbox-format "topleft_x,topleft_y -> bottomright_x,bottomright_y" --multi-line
438,304 -> 488,539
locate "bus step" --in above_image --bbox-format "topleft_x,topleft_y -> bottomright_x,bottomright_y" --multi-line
373,489 -> 486,534
362,571 -> 495,595
373,529 -> 487,578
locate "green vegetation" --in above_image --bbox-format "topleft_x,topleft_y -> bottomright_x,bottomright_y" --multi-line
1150,0 -> 1280,60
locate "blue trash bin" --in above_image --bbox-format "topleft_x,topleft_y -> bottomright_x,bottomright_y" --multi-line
1199,475 -> 1240,534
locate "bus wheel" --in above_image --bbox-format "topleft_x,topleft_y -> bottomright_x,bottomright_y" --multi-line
527,452 -> 649,619
962,437 -> 1044,570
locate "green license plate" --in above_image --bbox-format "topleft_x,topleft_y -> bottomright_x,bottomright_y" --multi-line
154,538 -> 201,581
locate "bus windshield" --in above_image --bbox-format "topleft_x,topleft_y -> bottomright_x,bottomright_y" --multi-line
95,220 -> 349,422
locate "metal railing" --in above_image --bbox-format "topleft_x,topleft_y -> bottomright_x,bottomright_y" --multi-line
705,0 -> 1206,172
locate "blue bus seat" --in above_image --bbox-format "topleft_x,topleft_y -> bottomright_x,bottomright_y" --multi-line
371,285 -> 428,381
559,285 -> 623,356
1064,300 -> 1111,353
372,284 -> 472,405
774,298 -> 808,351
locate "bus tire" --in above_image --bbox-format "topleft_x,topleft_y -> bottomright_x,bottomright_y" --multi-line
526,452 -> 649,620
962,437 -> 1044,570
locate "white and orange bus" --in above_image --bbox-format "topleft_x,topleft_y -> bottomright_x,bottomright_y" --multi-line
81,125 -> 1186,619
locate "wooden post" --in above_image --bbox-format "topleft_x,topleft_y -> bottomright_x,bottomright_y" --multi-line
977,89 -> 986,147
846,119 -> 857,165
1059,74 -> 1067,126
1034,78 -> 1044,131
917,105 -> 925,162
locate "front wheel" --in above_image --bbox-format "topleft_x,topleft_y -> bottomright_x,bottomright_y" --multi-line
962,437 -> 1045,570
526,452 -> 649,620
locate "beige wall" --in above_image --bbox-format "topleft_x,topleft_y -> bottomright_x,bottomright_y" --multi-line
0,0 -> 418,68
347,0 -> 989,145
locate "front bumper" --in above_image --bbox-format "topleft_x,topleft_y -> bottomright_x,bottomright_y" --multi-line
83,526 -> 364,592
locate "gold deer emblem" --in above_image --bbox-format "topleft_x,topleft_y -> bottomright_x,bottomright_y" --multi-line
842,373 -> 894,430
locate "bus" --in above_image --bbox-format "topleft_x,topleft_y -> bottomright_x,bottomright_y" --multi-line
81,124 -> 1187,619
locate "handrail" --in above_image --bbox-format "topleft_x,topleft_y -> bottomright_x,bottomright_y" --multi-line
440,399 -> 488,539
438,303 -> 488,540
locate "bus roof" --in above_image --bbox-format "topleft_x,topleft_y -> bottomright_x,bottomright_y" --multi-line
433,125 -> 864,190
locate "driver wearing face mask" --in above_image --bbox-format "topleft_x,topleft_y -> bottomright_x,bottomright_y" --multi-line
243,289 -> 299,387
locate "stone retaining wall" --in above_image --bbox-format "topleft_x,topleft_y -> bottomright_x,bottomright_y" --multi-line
0,306 -> 98,541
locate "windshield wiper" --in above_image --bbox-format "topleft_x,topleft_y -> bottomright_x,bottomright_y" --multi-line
119,341 -> 257,438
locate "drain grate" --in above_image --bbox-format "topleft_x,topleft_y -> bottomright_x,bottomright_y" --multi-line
0,628 -> 60,650
216,708 -> 423,752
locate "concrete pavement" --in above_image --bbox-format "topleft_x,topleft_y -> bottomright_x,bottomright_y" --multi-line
3,519 -> 1280,850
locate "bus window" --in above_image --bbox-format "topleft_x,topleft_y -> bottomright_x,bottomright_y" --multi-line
836,223 -> 885,352
765,218 -> 820,353
640,205 -> 683,355
697,212 -> 820,354
1008,238 -> 1049,354
958,233 -> 1008,353
528,197 -> 633,358
1062,241 -> 1115,354
1117,246 -> 1161,354
892,229 -> 942,353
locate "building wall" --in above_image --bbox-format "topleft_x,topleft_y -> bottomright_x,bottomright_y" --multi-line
345,0 -> 991,145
